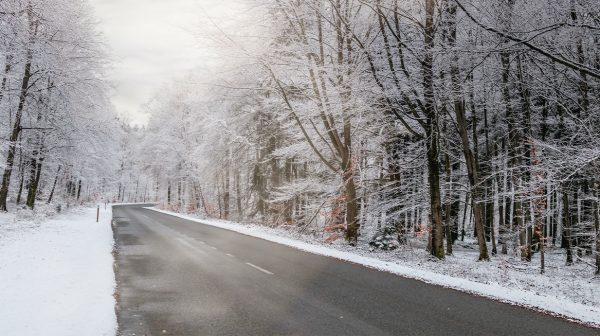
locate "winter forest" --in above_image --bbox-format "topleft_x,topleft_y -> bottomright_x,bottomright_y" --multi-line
0,0 -> 119,211
3,0 -> 600,277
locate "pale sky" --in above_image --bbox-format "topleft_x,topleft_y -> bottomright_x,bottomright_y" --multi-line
90,0 -> 244,126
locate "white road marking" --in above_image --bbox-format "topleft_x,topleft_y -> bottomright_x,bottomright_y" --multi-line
245,262 -> 274,275
177,238 -> 199,251
226,253 -> 234,257
210,246 -> 217,250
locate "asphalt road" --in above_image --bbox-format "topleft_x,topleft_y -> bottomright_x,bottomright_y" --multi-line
113,205 -> 599,336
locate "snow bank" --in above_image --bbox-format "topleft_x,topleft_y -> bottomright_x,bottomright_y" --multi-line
147,207 -> 600,328
0,207 -> 116,336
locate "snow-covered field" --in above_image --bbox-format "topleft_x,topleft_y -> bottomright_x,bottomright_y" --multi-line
148,207 -> 600,328
0,206 -> 116,336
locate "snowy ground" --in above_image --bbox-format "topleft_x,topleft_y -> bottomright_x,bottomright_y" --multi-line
148,207 -> 600,328
0,206 -> 116,336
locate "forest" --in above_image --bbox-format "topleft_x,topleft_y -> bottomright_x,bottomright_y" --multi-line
2,0 -> 600,276
0,0 -> 119,213
121,0 -> 600,274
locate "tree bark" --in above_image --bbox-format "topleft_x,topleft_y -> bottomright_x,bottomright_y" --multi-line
76,180 -> 82,201
167,181 -> 171,205
25,153 -> 43,209
224,166 -> 230,220
422,0 -> 444,259
47,166 -> 61,204
594,192 -> 600,275
563,190 -> 573,265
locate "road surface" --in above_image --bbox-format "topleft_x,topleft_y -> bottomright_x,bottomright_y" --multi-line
113,204 -> 599,336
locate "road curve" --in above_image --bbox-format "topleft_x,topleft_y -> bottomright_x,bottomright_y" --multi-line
113,204 -> 599,336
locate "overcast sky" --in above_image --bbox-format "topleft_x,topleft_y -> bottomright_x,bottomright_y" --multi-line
90,0 -> 242,126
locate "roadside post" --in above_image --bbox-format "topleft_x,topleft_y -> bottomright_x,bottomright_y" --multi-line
96,205 -> 100,223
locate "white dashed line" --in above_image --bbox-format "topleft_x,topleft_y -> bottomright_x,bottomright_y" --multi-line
210,246 -> 217,250
245,262 -> 274,275
226,253 -> 234,257
177,238 -> 198,251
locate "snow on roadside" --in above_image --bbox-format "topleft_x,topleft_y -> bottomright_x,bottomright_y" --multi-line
147,207 -> 600,328
0,206 -> 116,336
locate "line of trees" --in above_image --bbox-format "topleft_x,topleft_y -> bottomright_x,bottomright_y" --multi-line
0,0 -> 119,213
121,0 -> 599,274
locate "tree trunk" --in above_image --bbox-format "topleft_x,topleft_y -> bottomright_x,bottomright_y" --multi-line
224,158 -> 230,220
343,165 -> 360,244
594,194 -> 600,275
0,56 -> 33,211
16,154 -> 25,206
563,190 -> 573,265
47,166 -> 60,204
177,179 -> 182,208
26,154 -> 43,210
76,180 -> 82,201
235,169 -> 243,220
167,181 -> 171,205
422,0 -> 444,259
444,138 -> 453,255
0,54 -> 13,103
